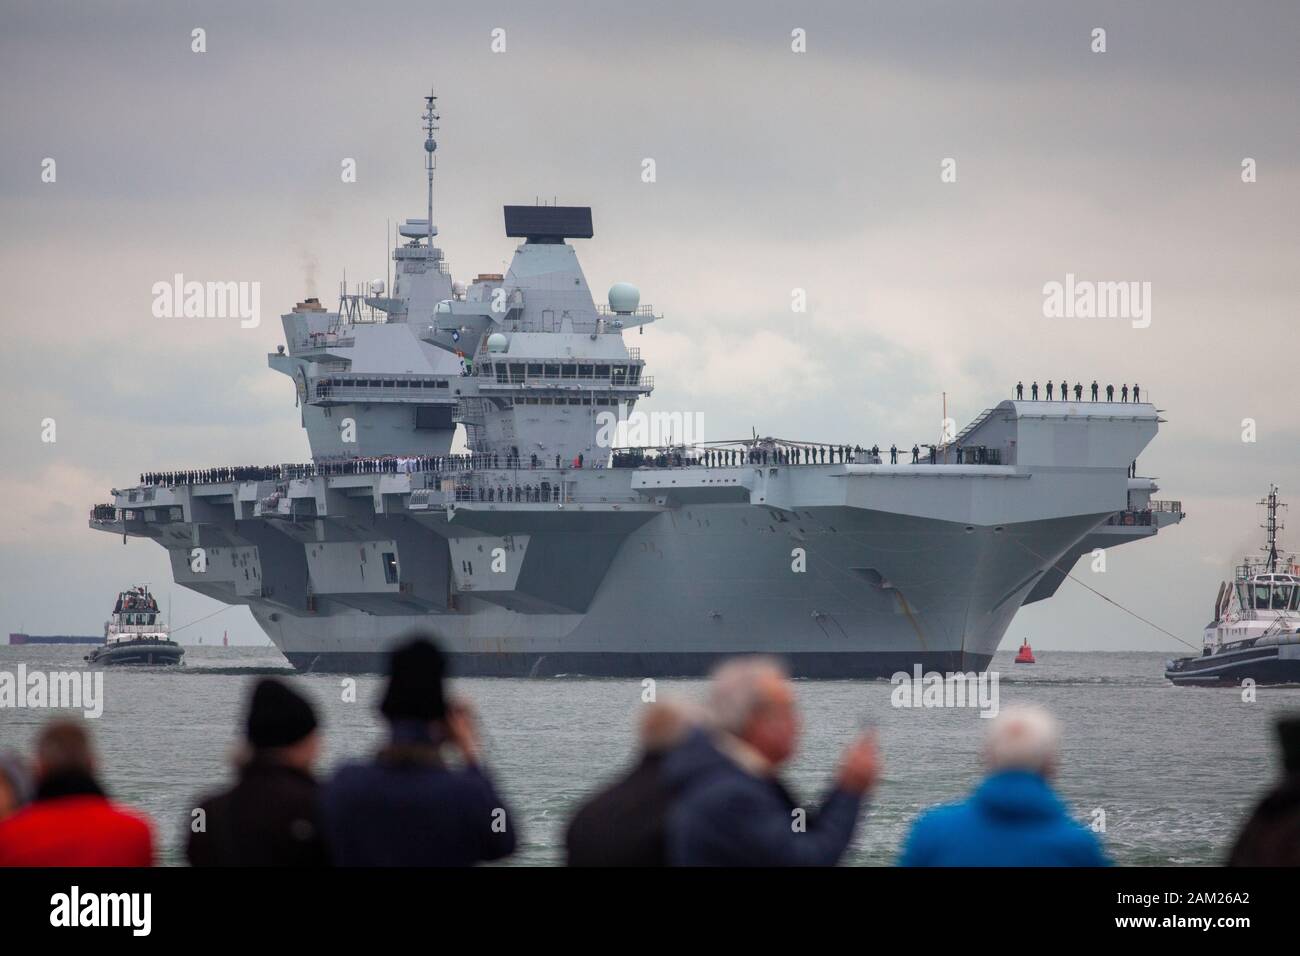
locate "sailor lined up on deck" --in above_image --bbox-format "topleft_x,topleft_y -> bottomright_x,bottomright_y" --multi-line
139,434 -> 1056,491
1016,381 -> 1140,402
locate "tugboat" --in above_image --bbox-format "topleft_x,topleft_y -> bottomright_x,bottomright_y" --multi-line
85,586 -> 185,667
1014,639 -> 1036,664
1165,486 -> 1300,686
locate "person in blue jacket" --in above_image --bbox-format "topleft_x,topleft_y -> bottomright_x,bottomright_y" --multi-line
321,638 -> 516,866
899,704 -> 1110,867
664,656 -> 881,866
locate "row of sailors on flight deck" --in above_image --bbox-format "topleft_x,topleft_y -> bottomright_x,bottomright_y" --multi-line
636,444 -> 994,467
140,439 -> 1014,490
701,446 -> 858,467
142,454 -> 547,486
1016,381 -> 1141,403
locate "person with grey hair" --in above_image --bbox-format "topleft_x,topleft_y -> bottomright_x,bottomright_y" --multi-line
898,703 -> 1109,866
662,656 -> 881,866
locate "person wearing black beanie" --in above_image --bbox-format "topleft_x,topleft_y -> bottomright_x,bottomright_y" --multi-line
1227,714 -> 1300,866
247,677 -> 320,748
321,636 -> 517,865
187,678 -> 328,867
379,639 -> 448,723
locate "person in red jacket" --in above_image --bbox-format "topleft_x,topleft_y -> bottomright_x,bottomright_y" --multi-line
0,720 -> 155,866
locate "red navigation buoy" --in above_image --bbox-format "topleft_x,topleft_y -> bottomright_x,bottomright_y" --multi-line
1015,638 -> 1036,664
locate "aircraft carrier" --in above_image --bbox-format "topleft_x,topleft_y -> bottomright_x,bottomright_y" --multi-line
88,91 -> 1185,676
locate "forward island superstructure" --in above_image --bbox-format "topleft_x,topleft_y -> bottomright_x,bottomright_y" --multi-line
89,92 -> 1185,676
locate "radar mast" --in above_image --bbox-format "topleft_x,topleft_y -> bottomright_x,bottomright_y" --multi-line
1261,484 -> 1286,571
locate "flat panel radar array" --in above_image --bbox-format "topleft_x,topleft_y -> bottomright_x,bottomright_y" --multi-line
503,206 -> 594,243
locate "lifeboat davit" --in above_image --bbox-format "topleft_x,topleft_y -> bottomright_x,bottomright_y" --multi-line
1014,639 -> 1036,664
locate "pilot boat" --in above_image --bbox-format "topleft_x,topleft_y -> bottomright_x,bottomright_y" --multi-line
84,585 -> 185,666
1165,486 -> 1300,686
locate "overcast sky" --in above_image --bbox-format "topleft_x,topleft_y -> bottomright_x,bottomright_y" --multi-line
0,0 -> 1296,649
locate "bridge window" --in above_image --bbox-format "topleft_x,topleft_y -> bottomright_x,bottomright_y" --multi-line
527,364 -> 543,377
578,364 -> 594,378
509,363 -> 525,383
1254,584 -> 1271,610
562,364 -> 577,378
596,364 -> 610,379
1291,587 -> 1300,611
382,552 -> 399,584
1273,584 -> 1291,610
544,364 -> 560,377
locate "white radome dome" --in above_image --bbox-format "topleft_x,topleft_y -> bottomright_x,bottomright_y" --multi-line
369,278 -> 386,295
487,332 -> 509,353
608,282 -> 640,314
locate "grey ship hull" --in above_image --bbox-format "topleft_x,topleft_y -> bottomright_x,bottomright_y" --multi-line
93,400 -> 1182,678
254,501 -> 1094,676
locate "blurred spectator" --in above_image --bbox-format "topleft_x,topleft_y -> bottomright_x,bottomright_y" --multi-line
664,656 -> 880,866
1227,715 -> 1300,866
0,720 -> 154,866
899,704 -> 1109,866
0,752 -> 32,822
566,699 -> 699,866
322,638 -> 516,866
187,678 -> 328,866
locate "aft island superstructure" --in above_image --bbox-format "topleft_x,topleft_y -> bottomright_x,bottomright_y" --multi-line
89,92 -> 1185,676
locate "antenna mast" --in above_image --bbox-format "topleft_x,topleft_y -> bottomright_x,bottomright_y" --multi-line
941,392 -> 948,461
422,88 -> 439,250
1261,484 -> 1286,571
